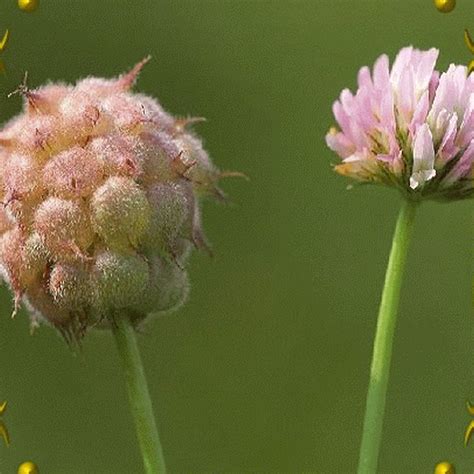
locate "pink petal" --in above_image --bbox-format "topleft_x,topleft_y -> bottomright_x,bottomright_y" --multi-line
410,123 -> 435,189
443,140 -> 474,185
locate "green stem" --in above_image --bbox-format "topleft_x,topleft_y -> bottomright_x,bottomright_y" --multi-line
112,315 -> 166,474
357,199 -> 418,474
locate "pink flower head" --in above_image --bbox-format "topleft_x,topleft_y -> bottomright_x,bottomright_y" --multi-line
326,46 -> 474,200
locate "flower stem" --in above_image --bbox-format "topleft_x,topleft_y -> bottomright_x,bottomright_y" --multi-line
357,199 -> 418,474
112,315 -> 166,474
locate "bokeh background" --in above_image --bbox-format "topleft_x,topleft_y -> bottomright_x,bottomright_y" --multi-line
0,1 -> 472,473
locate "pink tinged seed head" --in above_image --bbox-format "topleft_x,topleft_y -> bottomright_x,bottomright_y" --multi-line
26,84 -> 72,115
3,153 -> 43,227
133,93 -> 175,131
34,197 -> 93,259
0,114 -> 59,156
4,153 -> 41,198
59,90 -> 110,140
49,262 -> 91,309
24,281 -> 72,329
88,134 -> 142,178
134,131 -> 180,184
0,227 -> 47,305
0,208 -> 13,235
173,134 -> 220,196
43,146 -> 104,198
100,93 -> 151,132
0,57 -> 227,340
91,176 -> 151,250
327,46 -> 474,200
143,181 -> 194,257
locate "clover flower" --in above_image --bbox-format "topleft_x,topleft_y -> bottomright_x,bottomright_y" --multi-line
0,58 -> 222,341
326,46 -> 474,473
326,47 -> 474,200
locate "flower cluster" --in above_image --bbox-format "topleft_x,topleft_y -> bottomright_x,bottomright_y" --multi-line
0,58 -> 221,340
326,47 -> 474,201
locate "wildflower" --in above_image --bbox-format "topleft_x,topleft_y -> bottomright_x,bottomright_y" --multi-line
326,47 -> 474,201
0,57 -> 223,340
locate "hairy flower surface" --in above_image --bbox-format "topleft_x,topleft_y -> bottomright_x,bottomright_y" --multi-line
0,58 -> 223,340
326,46 -> 474,200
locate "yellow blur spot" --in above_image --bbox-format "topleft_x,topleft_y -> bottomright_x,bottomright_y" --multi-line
468,59 -> 474,76
0,30 -> 9,52
18,0 -> 39,13
465,29 -> 474,54
0,402 -> 9,446
434,0 -> 456,13
18,462 -> 39,474
465,420 -> 474,446
0,421 -> 10,447
464,30 -> 474,74
434,461 -> 455,474
464,400 -> 474,446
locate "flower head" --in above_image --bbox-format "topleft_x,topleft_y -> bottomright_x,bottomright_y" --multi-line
0,58 -> 224,341
326,46 -> 474,201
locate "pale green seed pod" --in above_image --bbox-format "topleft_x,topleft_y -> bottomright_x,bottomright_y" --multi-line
142,181 -> 191,256
133,256 -> 189,316
92,250 -> 149,312
34,197 -> 94,259
49,262 -> 91,309
91,176 -> 151,250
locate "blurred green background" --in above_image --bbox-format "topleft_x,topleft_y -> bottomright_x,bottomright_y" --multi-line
0,1 -> 472,472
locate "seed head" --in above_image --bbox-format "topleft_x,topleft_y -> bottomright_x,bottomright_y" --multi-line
0,58 -> 224,340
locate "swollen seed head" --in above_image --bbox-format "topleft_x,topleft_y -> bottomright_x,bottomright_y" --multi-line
143,181 -> 191,254
34,197 -> 93,258
59,90 -> 110,139
92,250 -> 149,310
100,93 -> 149,132
136,132 -> 179,184
24,281 -> 74,332
0,227 -> 26,290
29,84 -> 72,115
24,232 -> 49,269
133,256 -> 189,315
0,209 -> 13,235
49,262 -> 90,309
134,93 -> 175,130
91,176 -> 150,249
0,59 -> 226,340
88,135 -> 141,178
4,153 -> 41,198
0,228 -> 47,294
173,134 -> 217,194
43,146 -> 104,198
